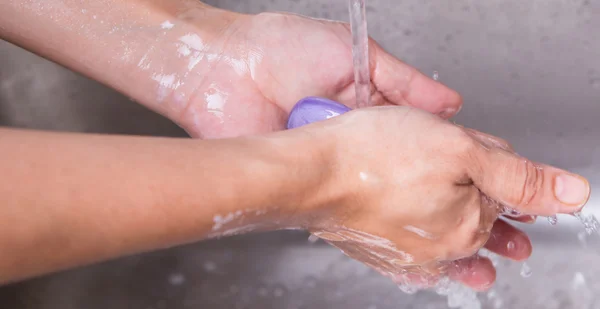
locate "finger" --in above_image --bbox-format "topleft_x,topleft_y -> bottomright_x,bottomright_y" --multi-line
484,219 -> 532,261
448,256 -> 496,291
369,40 -> 463,119
469,146 -> 591,216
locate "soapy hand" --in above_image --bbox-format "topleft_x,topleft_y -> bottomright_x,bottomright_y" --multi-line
292,106 -> 590,291
145,10 -> 462,138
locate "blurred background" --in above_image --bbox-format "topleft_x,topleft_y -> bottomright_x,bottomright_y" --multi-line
1,0 -> 599,308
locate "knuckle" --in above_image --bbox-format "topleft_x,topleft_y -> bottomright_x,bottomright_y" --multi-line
493,136 -> 513,151
450,128 -> 479,157
453,198 -> 491,259
509,159 -> 544,208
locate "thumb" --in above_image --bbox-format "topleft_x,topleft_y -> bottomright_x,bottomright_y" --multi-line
469,147 -> 591,216
370,40 -> 463,119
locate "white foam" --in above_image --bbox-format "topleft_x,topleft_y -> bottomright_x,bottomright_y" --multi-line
179,34 -> 205,51
161,20 -> 174,30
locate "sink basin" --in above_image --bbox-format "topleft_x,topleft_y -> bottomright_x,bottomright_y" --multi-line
1,0 -> 599,308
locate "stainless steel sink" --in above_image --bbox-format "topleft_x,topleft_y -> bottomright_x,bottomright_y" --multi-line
1,0 -> 600,308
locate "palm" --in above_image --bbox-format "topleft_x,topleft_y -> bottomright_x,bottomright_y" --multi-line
172,13 -> 462,139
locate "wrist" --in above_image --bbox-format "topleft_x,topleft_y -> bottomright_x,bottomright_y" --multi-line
111,2 -> 249,121
258,130 -> 339,230
1,0 -> 248,127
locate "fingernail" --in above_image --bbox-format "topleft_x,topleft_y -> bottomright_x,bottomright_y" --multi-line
514,234 -> 532,260
554,174 -> 590,206
437,107 -> 457,118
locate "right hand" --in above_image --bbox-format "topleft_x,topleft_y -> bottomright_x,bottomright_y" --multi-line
292,106 -> 590,290
127,8 -> 463,139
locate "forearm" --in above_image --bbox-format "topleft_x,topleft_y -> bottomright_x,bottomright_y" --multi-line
1,0 -> 241,120
0,128 -> 323,284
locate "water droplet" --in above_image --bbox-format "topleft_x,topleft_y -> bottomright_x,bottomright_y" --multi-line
203,261 -> 217,272
493,299 -> 503,309
168,273 -> 186,286
520,262 -> 532,278
431,278 -> 483,308
398,284 -> 418,295
486,289 -> 504,309
574,211 -> 600,235
547,215 -> 558,225
502,207 -> 521,217
155,300 -> 166,309
572,272 -> 586,290
257,287 -> 269,297
304,276 -> 318,288
506,241 -> 515,251
433,71 -> 440,81
434,277 -> 451,295
578,230 -> 588,248
273,287 -> 285,297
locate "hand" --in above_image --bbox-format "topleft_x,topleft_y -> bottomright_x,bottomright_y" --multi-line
142,9 -> 462,138
290,106 -> 590,290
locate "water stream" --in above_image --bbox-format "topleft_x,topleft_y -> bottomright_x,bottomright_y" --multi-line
348,0 -> 371,108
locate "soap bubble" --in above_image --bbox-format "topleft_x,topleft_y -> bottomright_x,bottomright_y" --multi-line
520,262 -> 532,278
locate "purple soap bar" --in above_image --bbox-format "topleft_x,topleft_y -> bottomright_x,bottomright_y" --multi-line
287,97 -> 352,129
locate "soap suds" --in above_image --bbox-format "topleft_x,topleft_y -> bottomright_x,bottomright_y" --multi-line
152,73 -> 181,89
138,53 -> 151,70
204,83 -> 229,123
179,34 -> 205,51
212,212 -> 239,231
177,45 -> 192,57
161,20 -> 175,30
187,52 -> 204,71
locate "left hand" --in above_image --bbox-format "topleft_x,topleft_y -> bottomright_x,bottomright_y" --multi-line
136,9 -> 463,138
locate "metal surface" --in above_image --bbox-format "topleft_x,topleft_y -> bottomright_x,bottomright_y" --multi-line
1,0 -> 600,308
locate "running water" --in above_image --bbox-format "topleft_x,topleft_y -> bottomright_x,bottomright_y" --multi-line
574,211 -> 600,235
574,211 -> 600,248
520,262 -> 532,278
348,0 -> 371,108
348,1 -> 482,307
